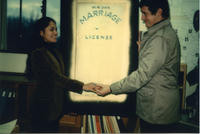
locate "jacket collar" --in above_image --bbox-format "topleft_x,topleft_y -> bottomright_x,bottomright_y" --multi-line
145,18 -> 170,36
140,19 -> 171,48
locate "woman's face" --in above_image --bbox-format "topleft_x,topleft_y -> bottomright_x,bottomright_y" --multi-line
40,21 -> 58,43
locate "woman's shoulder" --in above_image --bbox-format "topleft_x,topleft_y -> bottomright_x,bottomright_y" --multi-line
32,47 -> 46,54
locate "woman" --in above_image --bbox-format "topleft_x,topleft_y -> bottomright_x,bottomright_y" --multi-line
26,17 -> 95,132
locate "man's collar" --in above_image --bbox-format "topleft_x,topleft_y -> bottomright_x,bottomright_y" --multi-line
148,18 -> 170,32
152,18 -> 167,27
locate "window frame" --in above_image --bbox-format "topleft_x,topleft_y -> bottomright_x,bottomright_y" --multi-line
0,0 -> 7,50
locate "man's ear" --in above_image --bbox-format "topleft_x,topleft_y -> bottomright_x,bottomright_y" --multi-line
157,8 -> 163,17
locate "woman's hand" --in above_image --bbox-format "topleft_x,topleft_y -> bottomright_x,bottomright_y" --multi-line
83,83 -> 102,92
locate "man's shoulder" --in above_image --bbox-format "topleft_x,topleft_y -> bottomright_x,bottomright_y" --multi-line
156,24 -> 177,39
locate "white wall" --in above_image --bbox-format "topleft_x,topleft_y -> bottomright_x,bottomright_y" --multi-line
0,52 -> 27,73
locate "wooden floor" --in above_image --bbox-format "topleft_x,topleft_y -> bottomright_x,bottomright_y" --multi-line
11,120 -> 199,133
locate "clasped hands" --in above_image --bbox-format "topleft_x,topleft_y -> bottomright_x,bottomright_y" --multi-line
83,83 -> 111,96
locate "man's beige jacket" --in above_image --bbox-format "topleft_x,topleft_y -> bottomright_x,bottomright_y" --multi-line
111,19 -> 181,124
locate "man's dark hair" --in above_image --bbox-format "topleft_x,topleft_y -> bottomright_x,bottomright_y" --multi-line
139,0 -> 170,19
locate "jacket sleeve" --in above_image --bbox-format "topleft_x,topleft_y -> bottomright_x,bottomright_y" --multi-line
110,36 -> 169,94
31,50 -> 83,94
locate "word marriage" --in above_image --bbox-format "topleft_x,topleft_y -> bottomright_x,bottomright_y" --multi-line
80,10 -> 122,24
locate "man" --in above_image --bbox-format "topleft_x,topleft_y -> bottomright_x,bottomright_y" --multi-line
91,0 -> 181,133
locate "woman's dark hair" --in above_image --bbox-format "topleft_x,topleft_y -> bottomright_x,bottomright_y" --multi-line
33,17 -> 56,49
139,0 -> 170,19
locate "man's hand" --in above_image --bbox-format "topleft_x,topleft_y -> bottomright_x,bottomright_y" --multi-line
83,83 -> 102,92
137,41 -> 141,52
94,83 -> 111,96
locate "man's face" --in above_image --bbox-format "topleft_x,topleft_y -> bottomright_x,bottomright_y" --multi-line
141,6 -> 162,29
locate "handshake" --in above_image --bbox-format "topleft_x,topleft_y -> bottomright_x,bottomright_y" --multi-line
83,83 -> 111,96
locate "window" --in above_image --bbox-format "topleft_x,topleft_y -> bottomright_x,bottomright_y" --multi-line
0,0 -> 60,52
